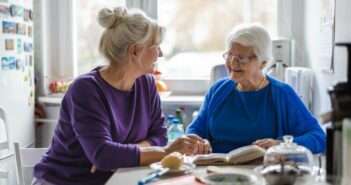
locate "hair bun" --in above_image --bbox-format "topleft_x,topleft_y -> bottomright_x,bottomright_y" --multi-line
98,7 -> 127,28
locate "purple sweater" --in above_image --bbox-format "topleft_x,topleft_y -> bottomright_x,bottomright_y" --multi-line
33,68 -> 168,185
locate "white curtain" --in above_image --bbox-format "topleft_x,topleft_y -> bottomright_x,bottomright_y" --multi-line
126,0 -> 157,19
277,0 -> 305,67
35,0 -> 76,95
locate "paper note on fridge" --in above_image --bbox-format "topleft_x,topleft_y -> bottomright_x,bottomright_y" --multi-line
192,145 -> 266,165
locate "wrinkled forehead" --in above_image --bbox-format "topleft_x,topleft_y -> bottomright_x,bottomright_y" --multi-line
229,42 -> 256,56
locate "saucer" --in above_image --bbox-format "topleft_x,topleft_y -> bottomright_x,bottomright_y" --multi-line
253,165 -> 323,176
149,162 -> 195,173
200,173 -> 258,185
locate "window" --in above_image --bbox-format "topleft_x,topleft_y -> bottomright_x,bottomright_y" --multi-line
157,0 -> 277,79
74,0 -> 277,78
75,0 -> 126,75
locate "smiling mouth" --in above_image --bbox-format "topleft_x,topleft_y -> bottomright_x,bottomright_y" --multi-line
231,68 -> 243,73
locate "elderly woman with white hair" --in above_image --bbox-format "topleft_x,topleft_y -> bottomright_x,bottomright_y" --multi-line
187,24 -> 325,155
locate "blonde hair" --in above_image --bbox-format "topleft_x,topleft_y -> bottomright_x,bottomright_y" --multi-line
226,24 -> 272,63
98,7 -> 165,64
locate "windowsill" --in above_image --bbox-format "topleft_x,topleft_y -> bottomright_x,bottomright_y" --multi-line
38,96 -> 63,104
162,78 -> 209,95
38,94 -> 204,106
162,77 -> 210,80
160,95 -> 204,106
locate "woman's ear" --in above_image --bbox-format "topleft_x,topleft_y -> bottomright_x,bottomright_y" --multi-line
259,61 -> 267,70
128,44 -> 138,58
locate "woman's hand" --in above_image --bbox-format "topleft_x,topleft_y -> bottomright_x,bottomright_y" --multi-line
187,134 -> 212,154
165,135 -> 202,156
135,140 -> 151,147
253,138 -> 281,149
197,139 -> 212,154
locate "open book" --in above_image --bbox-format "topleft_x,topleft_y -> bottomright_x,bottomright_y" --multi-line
192,145 -> 266,165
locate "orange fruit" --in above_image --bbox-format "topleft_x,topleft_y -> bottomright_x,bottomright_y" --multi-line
156,80 -> 167,92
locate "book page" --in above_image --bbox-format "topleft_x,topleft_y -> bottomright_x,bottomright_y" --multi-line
192,145 -> 265,165
192,153 -> 228,165
227,145 -> 265,164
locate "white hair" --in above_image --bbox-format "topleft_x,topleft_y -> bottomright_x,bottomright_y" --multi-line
226,24 -> 272,63
98,7 -> 165,64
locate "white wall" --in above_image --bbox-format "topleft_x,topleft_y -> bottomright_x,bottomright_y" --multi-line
283,0 -> 350,116
307,0 -> 349,116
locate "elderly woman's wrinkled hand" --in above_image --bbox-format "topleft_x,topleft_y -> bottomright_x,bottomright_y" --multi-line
253,138 -> 281,149
165,136 -> 200,156
186,134 -> 212,154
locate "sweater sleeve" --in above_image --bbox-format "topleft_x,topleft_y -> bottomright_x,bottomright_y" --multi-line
144,75 -> 168,146
186,89 -> 212,139
67,79 -> 140,171
280,85 -> 326,154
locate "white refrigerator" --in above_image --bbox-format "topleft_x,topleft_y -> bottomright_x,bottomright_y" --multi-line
0,0 -> 35,160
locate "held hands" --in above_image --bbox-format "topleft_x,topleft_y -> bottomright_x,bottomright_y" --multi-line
187,134 -> 212,154
91,135 -> 213,173
253,138 -> 281,149
165,135 -> 201,156
165,134 -> 212,156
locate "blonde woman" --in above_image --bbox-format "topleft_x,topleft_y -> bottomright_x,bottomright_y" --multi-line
33,7 -> 202,185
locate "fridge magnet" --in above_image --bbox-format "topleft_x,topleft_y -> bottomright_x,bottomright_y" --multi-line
29,69 -> 33,86
16,23 -> 26,35
16,58 -> 24,70
17,38 -> 22,54
5,39 -> 14,50
23,42 -> 32,52
28,95 -> 33,106
0,0 -> 8,3
0,5 -> 10,17
2,21 -> 16,34
1,57 -> 8,69
9,4 -> 23,17
29,9 -> 32,20
23,8 -> 29,21
25,55 -> 28,66
29,55 -> 32,66
28,26 -> 32,37
1,56 -> 16,70
24,74 -> 28,81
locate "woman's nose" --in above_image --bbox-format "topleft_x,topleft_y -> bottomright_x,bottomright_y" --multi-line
227,60 -> 237,69
226,60 -> 234,67
158,47 -> 163,57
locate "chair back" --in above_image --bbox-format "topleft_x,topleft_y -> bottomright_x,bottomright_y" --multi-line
0,170 -> 9,185
210,64 -> 228,85
13,142 -> 47,185
0,107 -> 9,185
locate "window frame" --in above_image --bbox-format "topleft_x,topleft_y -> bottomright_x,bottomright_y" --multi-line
38,0 -> 278,96
150,0 -> 277,94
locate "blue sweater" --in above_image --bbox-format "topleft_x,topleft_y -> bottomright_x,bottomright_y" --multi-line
187,75 -> 326,154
